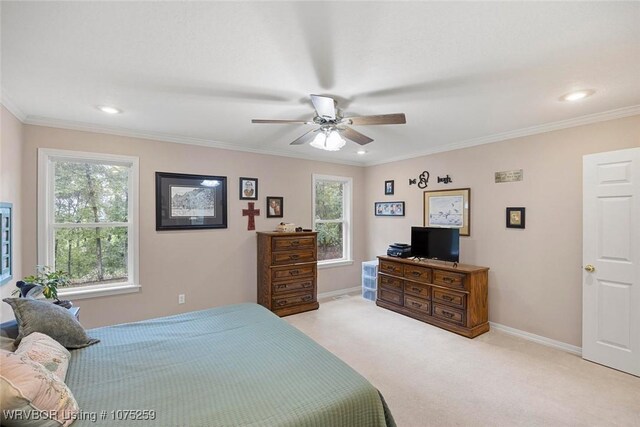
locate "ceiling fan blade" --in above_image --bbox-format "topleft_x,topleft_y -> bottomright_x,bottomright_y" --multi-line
310,94 -> 336,120
344,113 -> 406,126
290,129 -> 321,145
251,119 -> 313,124
340,127 -> 374,145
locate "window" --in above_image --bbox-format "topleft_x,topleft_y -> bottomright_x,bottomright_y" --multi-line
38,149 -> 139,298
0,202 -> 13,285
312,174 -> 352,265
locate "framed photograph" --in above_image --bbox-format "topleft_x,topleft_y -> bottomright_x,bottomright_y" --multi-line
423,188 -> 470,236
385,180 -> 394,195
156,172 -> 227,230
506,207 -> 525,229
375,201 -> 405,217
239,177 -> 258,200
266,196 -> 284,218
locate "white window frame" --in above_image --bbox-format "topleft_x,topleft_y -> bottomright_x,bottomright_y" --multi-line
38,148 -> 140,299
312,174 -> 353,268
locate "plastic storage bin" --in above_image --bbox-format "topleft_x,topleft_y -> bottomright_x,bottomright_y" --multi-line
361,260 -> 379,301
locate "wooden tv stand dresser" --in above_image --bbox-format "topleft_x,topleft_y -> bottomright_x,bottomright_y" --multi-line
376,256 -> 489,338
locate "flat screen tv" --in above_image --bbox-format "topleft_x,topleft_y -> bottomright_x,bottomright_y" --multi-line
410,227 -> 460,263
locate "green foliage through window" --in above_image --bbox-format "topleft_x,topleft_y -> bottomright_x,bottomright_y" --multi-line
52,161 -> 130,286
314,179 -> 348,261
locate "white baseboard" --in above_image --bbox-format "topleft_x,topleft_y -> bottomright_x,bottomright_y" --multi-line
490,322 -> 582,356
318,286 -> 361,300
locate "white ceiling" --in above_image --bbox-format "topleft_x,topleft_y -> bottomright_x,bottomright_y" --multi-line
2,1 -> 639,166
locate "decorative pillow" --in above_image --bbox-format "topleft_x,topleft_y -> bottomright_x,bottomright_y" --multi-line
3,298 -> 100,349
0,335 -> 16,351
0,349 -> 79,427
15,332 -> 71,382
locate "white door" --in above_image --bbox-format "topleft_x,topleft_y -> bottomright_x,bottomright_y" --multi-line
583,147 -> 640,376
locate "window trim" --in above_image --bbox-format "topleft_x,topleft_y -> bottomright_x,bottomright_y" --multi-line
312,174 -> 353,266
37,148 -> 140,298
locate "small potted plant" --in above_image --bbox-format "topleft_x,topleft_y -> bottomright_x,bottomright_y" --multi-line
13,266 -> 72,308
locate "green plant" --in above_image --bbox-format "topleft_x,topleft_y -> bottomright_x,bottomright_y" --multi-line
12,266 -> 71,300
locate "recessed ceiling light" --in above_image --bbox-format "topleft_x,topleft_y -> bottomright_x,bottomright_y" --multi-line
356,150 -> 367,155
560,90 -> 595,102
97,105 -> 122,114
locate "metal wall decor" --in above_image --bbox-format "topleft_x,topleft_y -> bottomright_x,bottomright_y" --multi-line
409,171 -> 430,188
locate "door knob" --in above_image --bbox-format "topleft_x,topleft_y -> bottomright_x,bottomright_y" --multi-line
584,264 -> 595,273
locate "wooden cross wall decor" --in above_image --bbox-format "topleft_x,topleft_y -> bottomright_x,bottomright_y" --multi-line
242,202 -> 260,231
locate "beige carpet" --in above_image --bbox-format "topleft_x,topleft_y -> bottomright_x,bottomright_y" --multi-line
285,295 -> 640,427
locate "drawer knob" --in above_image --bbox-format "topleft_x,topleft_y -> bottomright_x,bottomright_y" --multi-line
277,300 -> 288,306
289,270 -> 300,275
411,302 -> 421,308
290,254 -> 299,260
303,282 -> 312,288
442,311 -> 454,318
291,240 -> 300,246
277,284 -> 287,290
302,295 -> 312,302
442,295 -> 453,301
412,287 -> 421,293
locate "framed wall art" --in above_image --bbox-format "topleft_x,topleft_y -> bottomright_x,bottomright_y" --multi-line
385,180 -> 394,195
266,196 -> 283,218
423,188 -> 470,236
506,207 -> 525,229
156,172 -> 227,230
375,201 -> 405,217
239,177 -> 258,200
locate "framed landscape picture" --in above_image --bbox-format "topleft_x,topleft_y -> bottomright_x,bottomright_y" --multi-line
239,177 -> 258,200
375,201 -> 405,216
156,172 -> 227,230
423,188 -> 470,236
385,180 -> 394,195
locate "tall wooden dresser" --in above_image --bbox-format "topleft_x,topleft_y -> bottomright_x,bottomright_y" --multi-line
257,231 -> 319,316
377,256 -> 489,338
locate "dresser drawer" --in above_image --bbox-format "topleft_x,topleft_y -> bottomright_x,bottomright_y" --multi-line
378,288 -> 402,305
404,295 -> 431,315
404,282 -> 431,300
379,274 -> 403,292
403,265 -> 432,283
271,249 -> 316,265
433,270 -> 466,290
272,279 -> 315,295
432,303 -> 465,326
379,260 -> 403,276
273,292 -> 315,309
272,236 -> 316,251
272,264 -> 316,281
432,288 -> 466,309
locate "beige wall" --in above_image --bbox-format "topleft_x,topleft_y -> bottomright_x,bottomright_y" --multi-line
21,125 -> 366,328
364,115 -> 640,347
0,106 -> 23,322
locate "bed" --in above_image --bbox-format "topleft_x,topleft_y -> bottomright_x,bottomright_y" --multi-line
65,303 -> 395,426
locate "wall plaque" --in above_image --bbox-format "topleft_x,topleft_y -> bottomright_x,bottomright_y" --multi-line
495,169 -> 523,183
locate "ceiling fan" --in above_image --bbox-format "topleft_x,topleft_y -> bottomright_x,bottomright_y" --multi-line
251,94 -> 406,151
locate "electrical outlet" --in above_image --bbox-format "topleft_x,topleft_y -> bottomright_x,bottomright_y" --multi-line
178,294 -> 185,304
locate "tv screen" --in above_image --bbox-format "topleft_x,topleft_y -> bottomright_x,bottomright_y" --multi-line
410,227 -> 460,262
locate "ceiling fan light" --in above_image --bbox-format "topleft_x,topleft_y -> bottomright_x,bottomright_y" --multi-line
309,132 -> 327,150
324,130 -> 346,151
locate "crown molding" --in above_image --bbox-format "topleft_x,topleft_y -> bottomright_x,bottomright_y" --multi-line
0,89 -> 27,122
363,104 -> 640,166
19,104 -> 640,169
22,116 -> 366,167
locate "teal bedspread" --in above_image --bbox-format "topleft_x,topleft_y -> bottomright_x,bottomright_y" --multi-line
66,303 -> 395,426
